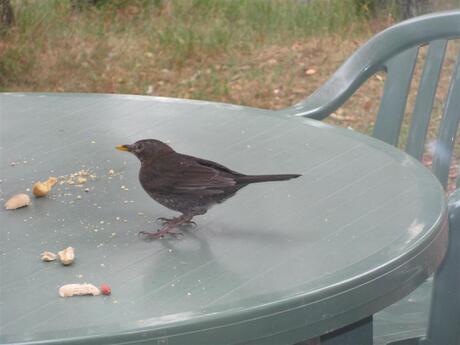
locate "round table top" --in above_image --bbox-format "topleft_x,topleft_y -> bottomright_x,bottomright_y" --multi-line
0,93 -> 448,345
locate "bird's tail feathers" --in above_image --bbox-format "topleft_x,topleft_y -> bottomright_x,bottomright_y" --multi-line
237,174 -> 301,184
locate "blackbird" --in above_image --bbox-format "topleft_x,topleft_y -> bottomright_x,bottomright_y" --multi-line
116,139 -> 300,238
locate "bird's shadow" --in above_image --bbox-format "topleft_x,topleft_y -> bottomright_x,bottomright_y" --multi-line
197,218 -> 312,243
139,222 -> 304,244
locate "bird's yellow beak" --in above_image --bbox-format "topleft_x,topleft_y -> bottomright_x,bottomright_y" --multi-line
115,145 -> 130,152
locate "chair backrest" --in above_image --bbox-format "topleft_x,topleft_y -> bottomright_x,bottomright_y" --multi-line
279,11 -> 460,190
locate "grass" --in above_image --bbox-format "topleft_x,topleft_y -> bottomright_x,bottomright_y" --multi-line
0,0 -> 458,189
1,0 -> 372,91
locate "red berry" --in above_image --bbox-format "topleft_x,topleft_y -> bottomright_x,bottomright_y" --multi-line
100,284 -> 111,295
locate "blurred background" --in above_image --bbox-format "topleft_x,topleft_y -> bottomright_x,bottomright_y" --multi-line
1,0 -> 459,188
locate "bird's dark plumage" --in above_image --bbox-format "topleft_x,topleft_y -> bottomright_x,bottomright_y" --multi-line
116,139 -> 300,238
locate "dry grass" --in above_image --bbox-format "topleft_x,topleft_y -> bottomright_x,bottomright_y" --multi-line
1,0 -> 458,190
1,0 -> 372,93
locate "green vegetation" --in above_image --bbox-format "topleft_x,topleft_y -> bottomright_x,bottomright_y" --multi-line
1,0 -> 458,189
1,0 -> 373,88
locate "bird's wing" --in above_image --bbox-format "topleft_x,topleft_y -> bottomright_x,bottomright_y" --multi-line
165,155 -> 241,195
189,156 -> 243,175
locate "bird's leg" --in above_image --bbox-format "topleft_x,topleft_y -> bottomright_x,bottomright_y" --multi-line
139,214 -> 195,239
156,216 -> 196,227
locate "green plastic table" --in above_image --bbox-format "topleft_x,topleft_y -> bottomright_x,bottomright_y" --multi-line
0,93 -> 448,345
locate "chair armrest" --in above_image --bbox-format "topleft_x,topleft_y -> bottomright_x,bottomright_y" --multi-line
276,11 -> 460,120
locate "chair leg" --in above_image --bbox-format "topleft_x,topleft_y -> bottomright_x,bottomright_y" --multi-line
425,191 -> 460,345
320,316 -> 373,345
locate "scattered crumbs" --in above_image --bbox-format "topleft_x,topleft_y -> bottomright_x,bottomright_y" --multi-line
246,144 -> 251,149
9,162 -> 16,166
91,140 -> 96,144
77,274 -> 83,278
100,221 -> 104,224
84,188 -> 90,192
324,218 -> 328,222
113,300 -> 118,304
168,249 -> 173,253
97,243 -> 104,248
108,169 -> 115,176
137,212 -> 144,216
170,283 -> 175,287
58,169 -> 95,187
115,217 -> 120,221
76,176 -> 87,185
187,292 -> 191,296
100,263 -> 105,267
123,219 -> 127,223
111,232 -> 116,237
26,188 -> 30,192
76,195 -> 82,200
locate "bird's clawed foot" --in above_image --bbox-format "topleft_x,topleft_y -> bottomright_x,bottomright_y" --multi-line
155,217 -> 174,225
182,220 -> 197,229
138,229 -> 183,240
140,214 -> 195,240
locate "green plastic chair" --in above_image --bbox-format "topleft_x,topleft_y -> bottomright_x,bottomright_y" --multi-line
278,11 -> 460,345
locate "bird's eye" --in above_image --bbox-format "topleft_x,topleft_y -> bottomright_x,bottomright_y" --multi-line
136,143 -> 143,152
